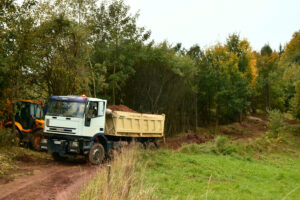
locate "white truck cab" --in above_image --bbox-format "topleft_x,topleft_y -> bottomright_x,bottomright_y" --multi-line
41,95 -> 113,164
44,96 -> 106,137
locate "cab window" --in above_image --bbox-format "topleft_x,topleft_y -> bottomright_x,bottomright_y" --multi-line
88,102 -> 98,118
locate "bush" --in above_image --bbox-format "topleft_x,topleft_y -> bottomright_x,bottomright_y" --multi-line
180,143 -> 209,154
266,109 -> 284,138
180,136 -> 240,156
0,128 -> 19,147
213,135 -> 239,155
290,80 -> 300,119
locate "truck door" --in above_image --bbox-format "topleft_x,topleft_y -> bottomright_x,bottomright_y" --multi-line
85,101 -> 106,135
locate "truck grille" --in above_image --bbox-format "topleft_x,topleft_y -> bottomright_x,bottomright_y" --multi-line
47,126 -> 76,134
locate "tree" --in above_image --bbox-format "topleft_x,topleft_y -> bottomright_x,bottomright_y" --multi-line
0,0 -> 38,134
254,44 -> 284,111
200,44 -> 250,124
290,80 -> 300,119
280,30 -> 300,116
122,42 -> 196,134
91,0 -> 150,104
32,14 -> 90,96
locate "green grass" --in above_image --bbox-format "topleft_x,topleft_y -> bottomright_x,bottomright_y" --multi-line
141,144 -> 300,200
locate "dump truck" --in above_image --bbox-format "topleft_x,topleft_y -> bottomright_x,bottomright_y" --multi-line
2,99 -> 44,150
40,95 -> 165,164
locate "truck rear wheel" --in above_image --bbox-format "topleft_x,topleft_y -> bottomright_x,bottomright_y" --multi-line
146,141 -> 158,150
89,143 -> 105,165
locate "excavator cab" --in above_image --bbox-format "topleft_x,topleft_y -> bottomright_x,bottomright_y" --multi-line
16,101 -> 44,129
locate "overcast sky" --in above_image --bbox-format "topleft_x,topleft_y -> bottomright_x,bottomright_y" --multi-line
127,0 -> 300,51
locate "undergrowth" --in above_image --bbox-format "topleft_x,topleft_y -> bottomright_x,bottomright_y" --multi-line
0,128 -> 19,147
179,134 -> 289,161
0,145 -> 51,175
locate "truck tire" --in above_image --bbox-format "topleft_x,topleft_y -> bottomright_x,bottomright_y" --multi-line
146,141 -> 158,151
30,129 -> 42,151
89,143 -> 105,165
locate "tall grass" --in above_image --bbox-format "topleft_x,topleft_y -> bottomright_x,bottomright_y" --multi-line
78,146 -> 156,200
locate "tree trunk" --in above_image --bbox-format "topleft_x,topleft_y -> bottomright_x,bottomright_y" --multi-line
195,94 -> 198,132
11,70 -> 20,135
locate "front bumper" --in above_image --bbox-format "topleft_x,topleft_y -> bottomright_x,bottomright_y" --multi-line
41,133 -> 94,157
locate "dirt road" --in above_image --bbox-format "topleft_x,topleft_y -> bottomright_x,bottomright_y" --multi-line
0,159 -> 100,200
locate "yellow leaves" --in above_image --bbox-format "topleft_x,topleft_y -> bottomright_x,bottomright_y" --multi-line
249,52 -> 258,86
280,30 -> 300,65
205,44 -> 239,72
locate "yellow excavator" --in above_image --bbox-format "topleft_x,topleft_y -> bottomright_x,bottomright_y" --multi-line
1,99 -> 44,150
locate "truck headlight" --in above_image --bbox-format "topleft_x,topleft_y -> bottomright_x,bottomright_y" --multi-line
70,141 -> 79,148
46,119 -> 50,126
40,139 -> 48,144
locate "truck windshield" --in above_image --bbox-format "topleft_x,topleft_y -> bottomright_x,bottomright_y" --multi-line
47,100 -> 85,118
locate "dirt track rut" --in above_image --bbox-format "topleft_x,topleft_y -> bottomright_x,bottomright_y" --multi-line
0,160 -> 99,200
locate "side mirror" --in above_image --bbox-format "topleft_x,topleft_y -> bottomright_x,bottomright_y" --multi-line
85,117 -> 91,127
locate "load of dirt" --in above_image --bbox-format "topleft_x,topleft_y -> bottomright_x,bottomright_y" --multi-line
107,104 -> 137,113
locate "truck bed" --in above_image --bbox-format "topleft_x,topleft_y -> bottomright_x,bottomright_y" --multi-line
105,111 -> 165,137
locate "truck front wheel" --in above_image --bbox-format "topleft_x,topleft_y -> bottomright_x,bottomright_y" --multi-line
89,143 -> 105,165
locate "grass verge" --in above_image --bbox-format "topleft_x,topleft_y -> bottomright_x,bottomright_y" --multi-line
78,146 -> 156,200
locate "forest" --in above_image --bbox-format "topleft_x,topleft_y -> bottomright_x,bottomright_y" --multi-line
1,0 -> 300,135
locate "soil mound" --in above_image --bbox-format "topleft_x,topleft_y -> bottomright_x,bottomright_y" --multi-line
107,105 -> 137,113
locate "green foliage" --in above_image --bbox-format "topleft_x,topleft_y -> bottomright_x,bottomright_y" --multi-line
266,109 -> 284,138
90,0 -> 150,104
122,42 -> 197,134
0,128 -> 19,147
290,80 -> 300,120
253,45 -> 285,111
34,14 -> 90,96
280,30 -> 300,113
194,41 -> 251,124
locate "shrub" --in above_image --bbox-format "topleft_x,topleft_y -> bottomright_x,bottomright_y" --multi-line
0,128 -> 19,147
266,109 -> 284,138
180,143 -> 210,154
213,135 -> 240,155
290,80 -> 300,119
180,136 -> 240,156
